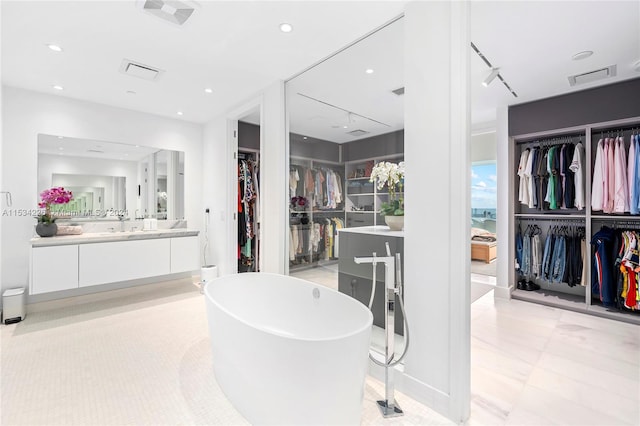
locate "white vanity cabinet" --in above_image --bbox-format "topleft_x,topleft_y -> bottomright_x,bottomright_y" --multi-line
30,230 -> 199,295
170,236 -> 200,273
79,239 -> 171,287
30,245 -> 79,295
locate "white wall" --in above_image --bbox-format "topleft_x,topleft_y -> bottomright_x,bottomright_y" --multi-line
471,131 -> 497,163
38,154 -> 137,215
202,81 -> 287,276
1,86 -> 203,295
402,1 -> 470,422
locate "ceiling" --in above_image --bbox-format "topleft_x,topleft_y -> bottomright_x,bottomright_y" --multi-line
3,1 -> 640,142
1,0 -> 407,124
39,134 -> 159,161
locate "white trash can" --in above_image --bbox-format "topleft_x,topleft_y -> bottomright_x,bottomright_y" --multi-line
3,287 -> 26,324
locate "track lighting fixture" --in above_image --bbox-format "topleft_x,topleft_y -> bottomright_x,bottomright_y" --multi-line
482,68 -> 500,87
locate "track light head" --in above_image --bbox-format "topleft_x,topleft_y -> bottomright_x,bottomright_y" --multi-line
482,68 -> 500,87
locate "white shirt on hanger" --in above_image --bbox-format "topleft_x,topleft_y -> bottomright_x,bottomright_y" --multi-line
569,142 -> 585,210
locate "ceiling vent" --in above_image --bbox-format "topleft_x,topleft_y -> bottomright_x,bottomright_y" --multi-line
120,59 -> 164,81
137,0 -> 199,26
391,87 -> 405,96
347,129 -> 369,137
568,65 -> 617,87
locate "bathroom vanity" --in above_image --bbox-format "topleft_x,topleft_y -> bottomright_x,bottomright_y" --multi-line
29,229 -> 199,295
337,226 -> 404,335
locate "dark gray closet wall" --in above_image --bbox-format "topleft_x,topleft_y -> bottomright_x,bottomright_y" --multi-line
290,133 -> 340,163
238,121 -> 260,150
342,130 -> 404,161
509,77 -> 640,136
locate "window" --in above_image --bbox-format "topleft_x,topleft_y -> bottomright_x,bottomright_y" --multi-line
471,162 -> 496,233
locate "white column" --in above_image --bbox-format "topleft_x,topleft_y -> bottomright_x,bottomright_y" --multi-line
495,106 -> 512,298
260,81 -> 287,274
402,1 -> 470,422
202,116 -> 231,274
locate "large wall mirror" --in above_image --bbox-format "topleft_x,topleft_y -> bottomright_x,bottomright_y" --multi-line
37,134 -> 185,220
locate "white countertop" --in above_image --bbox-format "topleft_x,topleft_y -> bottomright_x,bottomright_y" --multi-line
31,229 -> 199,247
337,225 -> 404,238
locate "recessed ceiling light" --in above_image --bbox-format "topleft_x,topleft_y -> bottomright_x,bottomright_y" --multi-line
204,88 -> 213,94
365,69 -> 374,74
343,125 -> 348,129
52,85 -> 64,91
135,145 -> 140,148
46,44 -> 63,52
572,51 -> 593,61
303,136 -> 308,140
57,136 -> 63,139
279,23 -> 293,33
177,111 -> 183,116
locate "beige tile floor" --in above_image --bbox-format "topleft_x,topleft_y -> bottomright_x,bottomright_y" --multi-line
1,275 -> 638,425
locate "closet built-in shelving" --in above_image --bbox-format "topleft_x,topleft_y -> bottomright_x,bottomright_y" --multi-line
511,116 -> 640,325
344,153 -> 404,228
289,156 -> 345,271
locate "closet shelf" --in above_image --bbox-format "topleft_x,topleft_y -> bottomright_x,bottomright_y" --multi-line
346,177 -> 372,181
591,215 -> 640,220
515,213 -> 586,219
347,211 -> 377,214
347,193 -> 375,197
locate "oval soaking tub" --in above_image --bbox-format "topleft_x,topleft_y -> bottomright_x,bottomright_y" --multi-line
204,272 -> 373,425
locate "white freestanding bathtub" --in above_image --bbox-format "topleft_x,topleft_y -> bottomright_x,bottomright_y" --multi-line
204,272 -> 373,425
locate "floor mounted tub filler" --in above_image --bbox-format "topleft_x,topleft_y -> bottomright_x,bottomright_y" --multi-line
204,272 -> 373,425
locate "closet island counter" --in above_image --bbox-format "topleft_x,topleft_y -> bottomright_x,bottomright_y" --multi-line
338,225 -> 404,334
337,225 -> 403,238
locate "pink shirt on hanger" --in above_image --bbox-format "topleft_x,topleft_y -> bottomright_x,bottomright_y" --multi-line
591,139 -> 605,211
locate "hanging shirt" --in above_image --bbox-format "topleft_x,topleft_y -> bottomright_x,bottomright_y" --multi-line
634,135 -> 640,214
569,142 -> 585,210
614,136 -> 629,213
518,149 -> 530,205
524,147 -> 536,208
606,138 -> 616,213
628,137 -> 637,214
591,139 -> 605,211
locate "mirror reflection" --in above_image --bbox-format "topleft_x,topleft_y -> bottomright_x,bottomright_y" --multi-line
37,134 -> 185,220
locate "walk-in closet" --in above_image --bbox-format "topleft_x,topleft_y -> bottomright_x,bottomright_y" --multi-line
510,78 -> 640,324
237,121 -> 260,273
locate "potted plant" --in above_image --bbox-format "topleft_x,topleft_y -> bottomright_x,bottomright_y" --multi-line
369,161 -> 405,231
36,187 -> 73,237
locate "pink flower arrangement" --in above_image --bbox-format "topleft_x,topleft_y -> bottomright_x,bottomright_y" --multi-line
37,187 -> 73,223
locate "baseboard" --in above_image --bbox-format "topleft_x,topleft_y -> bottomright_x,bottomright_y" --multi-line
493,285 -> 511,299
368,360 -> 454,422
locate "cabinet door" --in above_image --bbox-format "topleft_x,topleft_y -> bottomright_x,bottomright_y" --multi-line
79,239 -> 170,287
31,245 -> 79,294
171,236 -> 200,273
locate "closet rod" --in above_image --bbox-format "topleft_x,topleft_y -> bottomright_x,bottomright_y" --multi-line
594,124 -> 640,138
516,133 -> 584,146
517,217 -> 584,222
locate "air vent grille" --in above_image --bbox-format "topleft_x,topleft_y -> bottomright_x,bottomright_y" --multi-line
568,65 -> 617,86
120,59 -> 164,81
347,130 -> 369,137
